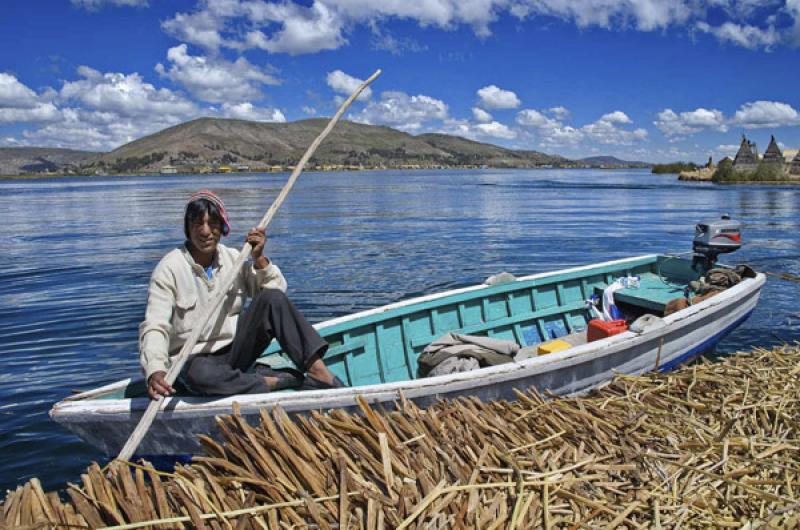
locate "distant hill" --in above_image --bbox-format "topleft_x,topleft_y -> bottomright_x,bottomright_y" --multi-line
1,118 -> 648,176
0,147 -> 97,175
578,156 -> 650,167
89,118 -> 568,173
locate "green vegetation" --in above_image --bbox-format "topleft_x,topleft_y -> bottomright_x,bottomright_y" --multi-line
711,158 -> 735,182
651,162 -> 699,174
108,151 -> 167,173
712,160 -> 789,183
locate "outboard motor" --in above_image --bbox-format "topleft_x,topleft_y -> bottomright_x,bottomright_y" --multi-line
692,214 -> 742,273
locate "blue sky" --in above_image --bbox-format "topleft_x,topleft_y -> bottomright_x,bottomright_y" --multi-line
1,0 -> 799,162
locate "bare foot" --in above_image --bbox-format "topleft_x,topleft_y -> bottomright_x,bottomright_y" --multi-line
306,360 -> 335,385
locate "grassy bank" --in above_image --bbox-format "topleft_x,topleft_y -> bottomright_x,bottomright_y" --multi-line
712,159 -> 797,183
652,161 -> 699,174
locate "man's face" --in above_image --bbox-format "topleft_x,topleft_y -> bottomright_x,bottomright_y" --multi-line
188,212 -> 222,256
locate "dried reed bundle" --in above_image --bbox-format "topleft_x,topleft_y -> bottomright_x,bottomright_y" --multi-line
3,344 -> 799,529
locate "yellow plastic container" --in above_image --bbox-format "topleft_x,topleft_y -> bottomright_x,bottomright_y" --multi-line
537,339 -> 572,355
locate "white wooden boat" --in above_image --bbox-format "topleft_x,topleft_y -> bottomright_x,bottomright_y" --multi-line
50,254 -> 764,459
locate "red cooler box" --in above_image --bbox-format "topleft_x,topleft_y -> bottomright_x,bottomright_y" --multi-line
587,319 -> 628,342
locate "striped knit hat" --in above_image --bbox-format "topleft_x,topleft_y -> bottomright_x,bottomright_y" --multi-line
186,189 -> 230,236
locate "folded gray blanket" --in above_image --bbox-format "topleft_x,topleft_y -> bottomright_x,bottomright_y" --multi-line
418,332 -> 520,377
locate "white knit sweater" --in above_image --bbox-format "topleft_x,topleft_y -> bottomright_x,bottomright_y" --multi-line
138,244 -> 287,380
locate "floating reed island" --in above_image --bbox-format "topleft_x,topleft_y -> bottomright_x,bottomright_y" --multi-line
4,344 -> 800,529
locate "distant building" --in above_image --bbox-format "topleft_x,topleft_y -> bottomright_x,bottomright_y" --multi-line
231,163 -> 250,172
792,151 -> 800,175
160,165 -> 178,175
762,135 -> 784,168
733,134 -> 758,171
217,165 -> 232,173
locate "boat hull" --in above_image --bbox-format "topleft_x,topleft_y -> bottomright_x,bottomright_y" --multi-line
50,256 -> 765,457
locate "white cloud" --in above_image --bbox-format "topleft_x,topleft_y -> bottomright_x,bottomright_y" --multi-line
546,124 -> 583,145
548,106 -> 570,120
155,44 -> 279,104
329,0 -> 504,37
159,0 -> 800,57
516,108 -> 583,146
243,1 -> 346,55
477,85 -> 520,109
437,118 -> 517,142
162,9 -> 227,51
517,107 -> 647,147
714,144 -> 741,158
12,66 -> 203,151
164,0 -> 347,53
437,116 -> 518,141
695,21 -> 781,50
369,29 -> 427,55
1,61 -> 287,152
302,106 -> 317,115
220,102 -> 286,122
437,118 -> 472,138
0,73 -> 39,108
71,0 -> 148,10
326,70 -> 372,101
789,0 -> 800,46
655,100 -> 800,138
472,107 -> 492,122
598,111 -> 632,124
510,0 -> 692,31
354,90 -> 448,131
516,109 -> 559,129
708,0 -> 783,20
583,116 -> 647,145
732,100 -> 800,128
677,108 -> 725,128
20,101 -> 203,152
163,0 -> 499,54
654,107 -> 727,136
22,108 -> 139,151
0,73 -> 62,124
475,120 -> 517,139
60,66 -> 198,120
0,102 -> 61,124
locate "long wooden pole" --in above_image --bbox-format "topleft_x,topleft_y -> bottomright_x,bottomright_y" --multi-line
116,69 -> 382,462
764,270 -> 800,284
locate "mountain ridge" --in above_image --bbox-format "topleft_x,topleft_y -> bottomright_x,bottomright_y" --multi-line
0,147 -> 99,175
578,155 -> 649,167
0,118 -> 651,175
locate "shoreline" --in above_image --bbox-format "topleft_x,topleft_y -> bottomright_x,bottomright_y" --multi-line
0,165 -> 653,181
670,168 -> 800,185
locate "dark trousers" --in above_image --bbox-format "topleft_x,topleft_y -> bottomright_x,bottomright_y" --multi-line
182,289 -> 327,395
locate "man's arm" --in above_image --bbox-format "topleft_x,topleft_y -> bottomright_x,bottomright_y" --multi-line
139,267 -> 177,400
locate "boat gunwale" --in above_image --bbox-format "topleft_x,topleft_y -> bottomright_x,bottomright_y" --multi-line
50,267 -> 765,420
312,253 -> 660,333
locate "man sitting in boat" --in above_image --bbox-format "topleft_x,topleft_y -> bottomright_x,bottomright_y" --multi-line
139,190 -> 343,400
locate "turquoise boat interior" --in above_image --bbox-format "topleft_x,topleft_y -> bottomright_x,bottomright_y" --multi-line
100,255 -> 701,399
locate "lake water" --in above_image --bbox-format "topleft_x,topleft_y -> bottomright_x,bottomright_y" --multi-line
1,168 -> 799,493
